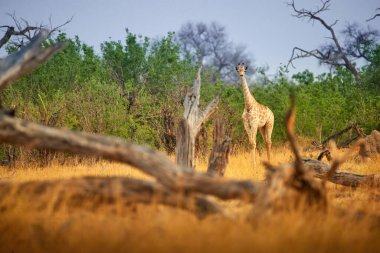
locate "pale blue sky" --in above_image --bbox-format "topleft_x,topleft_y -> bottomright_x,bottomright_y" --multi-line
1,0 -> 379,76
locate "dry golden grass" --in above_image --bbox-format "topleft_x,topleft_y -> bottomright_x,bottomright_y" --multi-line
0,146 -> 379,253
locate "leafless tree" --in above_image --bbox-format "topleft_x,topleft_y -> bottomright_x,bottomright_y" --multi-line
177,21 -> 254,84
0,12 -> 72,50
338,23 -> 379,63
287,0 -> 379,84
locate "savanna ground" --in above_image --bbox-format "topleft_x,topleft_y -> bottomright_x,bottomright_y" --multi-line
0,145 -> 379,253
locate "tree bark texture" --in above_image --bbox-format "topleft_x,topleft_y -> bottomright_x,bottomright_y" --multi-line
305,158 -> 380,187
175,67 -> 220,170
207,119 -> 231,176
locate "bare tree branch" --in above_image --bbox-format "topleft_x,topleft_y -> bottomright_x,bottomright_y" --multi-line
287,0 -> 364,84
177,21 -> 254,83
0,30 -> 66,91
196,95 -> 220,131
0,12 -> 72,49
366,8 -> 380,22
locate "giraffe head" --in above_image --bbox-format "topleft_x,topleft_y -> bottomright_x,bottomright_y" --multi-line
235,63 -> 248,76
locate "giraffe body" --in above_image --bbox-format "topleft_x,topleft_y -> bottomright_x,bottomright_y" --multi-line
236,63 -> 274,168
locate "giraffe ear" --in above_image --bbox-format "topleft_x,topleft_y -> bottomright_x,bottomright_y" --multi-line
245,66 -> 248,71
235,66 -> 238,71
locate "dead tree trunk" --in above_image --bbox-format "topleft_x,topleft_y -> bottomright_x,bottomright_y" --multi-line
302,158 -> 380,187
175,67 -> 220,171
161,107 -> 176,155
207,119 -> 231,176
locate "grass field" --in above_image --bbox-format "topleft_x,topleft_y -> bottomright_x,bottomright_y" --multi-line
0,146 -> 379,253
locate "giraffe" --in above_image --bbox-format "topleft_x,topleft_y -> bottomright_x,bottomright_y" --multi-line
235,63 -> 274,168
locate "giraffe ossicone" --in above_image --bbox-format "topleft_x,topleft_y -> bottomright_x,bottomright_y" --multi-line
236,63 -> 274,168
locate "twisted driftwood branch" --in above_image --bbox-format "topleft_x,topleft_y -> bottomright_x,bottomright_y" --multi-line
299,158 -> 379,187
0,176 -> 223,218
0,113 -> 261,201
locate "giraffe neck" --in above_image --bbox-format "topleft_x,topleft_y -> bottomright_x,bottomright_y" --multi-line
240,75 -> 256,110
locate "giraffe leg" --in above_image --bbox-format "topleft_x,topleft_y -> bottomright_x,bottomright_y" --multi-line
263,123 -> 273,162
243,119 -> 258,168
251,134 -> 257,168
259,127 -> 266,160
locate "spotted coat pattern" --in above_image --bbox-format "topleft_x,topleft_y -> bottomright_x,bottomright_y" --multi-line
236,63 -> 274,168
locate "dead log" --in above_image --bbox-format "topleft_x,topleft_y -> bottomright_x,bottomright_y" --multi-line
302,158 -> 380,187
207,119 -> 231,176
0,176 -> 223,218
175,67 -> 220,170
0,113 -> 261,201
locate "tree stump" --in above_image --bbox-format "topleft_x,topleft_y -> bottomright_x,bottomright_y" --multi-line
207,119 -> 231,176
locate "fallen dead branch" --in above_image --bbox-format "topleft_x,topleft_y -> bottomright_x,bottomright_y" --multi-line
303,158 -> 380,187
305,123 -> 366,152
0,176 -> 222,218
0,112 -> 261,201
322,123 -> 366,148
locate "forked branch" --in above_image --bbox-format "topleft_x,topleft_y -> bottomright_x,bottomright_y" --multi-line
287,0 -> 362,83
0,30 -> 66,91
0,13 -> 72,49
